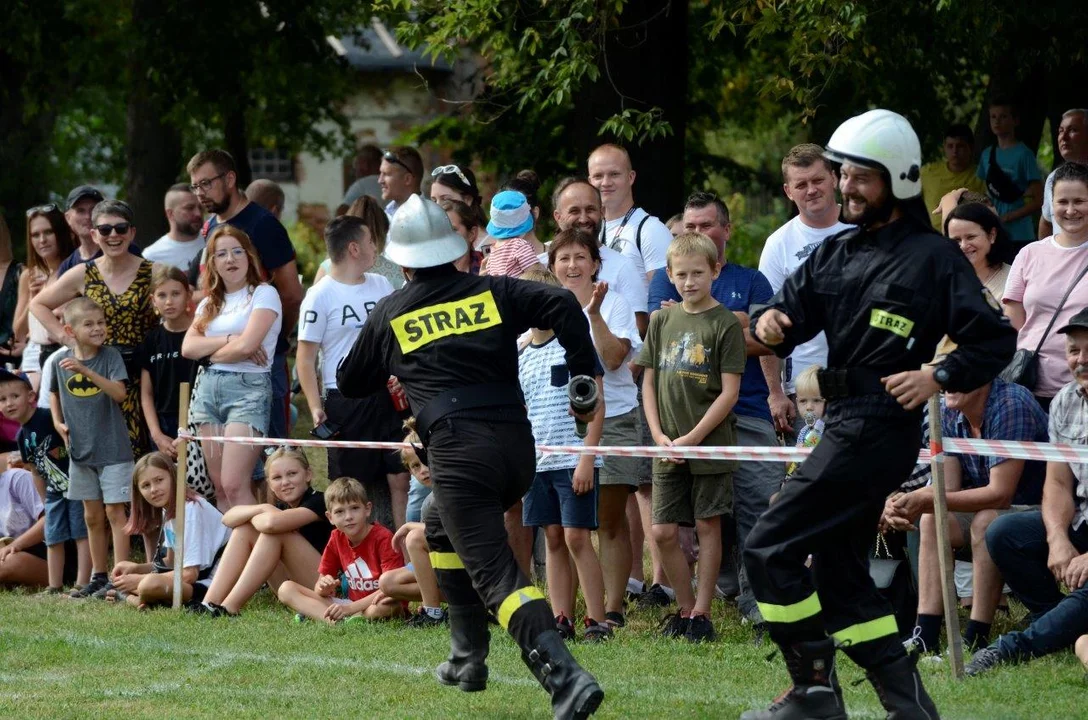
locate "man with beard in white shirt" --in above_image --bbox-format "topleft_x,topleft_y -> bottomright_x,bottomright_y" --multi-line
758,144 -> 854,433
550,177 -> 649,337
143,184 -> 206,271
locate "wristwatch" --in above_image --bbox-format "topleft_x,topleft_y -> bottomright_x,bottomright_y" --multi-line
933,366 -> 950,388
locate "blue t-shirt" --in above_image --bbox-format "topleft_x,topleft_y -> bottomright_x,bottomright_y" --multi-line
203,202 -> 296,353
976,142 -> 1041,243
57,243 -> 142,276
202,202 -> 295,274
648,263 -> 772,423
939,378 -> 1047,505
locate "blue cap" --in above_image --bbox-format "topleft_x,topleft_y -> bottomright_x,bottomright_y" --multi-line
0,368 -> 32,388
486,190 -> 534,239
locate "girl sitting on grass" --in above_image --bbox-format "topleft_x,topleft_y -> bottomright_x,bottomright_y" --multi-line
193,447 -> 332,617
109,452 -> 230,608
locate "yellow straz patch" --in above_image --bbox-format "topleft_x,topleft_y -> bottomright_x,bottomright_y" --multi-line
391,290 -> 502,354
869,309 -> 914,338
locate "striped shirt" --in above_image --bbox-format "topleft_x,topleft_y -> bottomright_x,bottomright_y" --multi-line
485,238 -> 540,278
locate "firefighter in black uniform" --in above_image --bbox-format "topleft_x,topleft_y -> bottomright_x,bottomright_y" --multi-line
337,195 -> 605,720
742,110 -> 1017,720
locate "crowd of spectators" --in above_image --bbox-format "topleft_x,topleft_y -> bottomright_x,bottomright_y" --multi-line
3,108 -> 1088,681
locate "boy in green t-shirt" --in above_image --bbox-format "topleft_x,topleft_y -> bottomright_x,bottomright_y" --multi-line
635,232 -> 746,643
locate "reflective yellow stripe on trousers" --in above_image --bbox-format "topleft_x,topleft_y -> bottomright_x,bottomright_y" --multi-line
756,592 -> 822,624
429,552 -> 465,570
497,586 -> 546,629
831,615 -> 898,646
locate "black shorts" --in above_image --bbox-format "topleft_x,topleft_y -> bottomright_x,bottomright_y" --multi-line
324,389 -> 405,483
190,581 -> 209,605
24,541 -> 48,561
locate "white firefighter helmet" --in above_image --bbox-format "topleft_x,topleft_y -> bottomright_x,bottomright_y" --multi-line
824,109 -> 922,200
384,195 -> 470,269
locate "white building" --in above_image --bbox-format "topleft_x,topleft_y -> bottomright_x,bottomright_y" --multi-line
250,25 -> 468,226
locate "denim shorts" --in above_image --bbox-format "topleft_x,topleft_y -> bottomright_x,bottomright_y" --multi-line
44,491 -> 87,545
189,369 -> 272,436
523,468 -> 599,529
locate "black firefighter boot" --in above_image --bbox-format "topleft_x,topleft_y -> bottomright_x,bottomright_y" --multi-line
435,604 -> 490,692
523,629 -> 604,719
740,638 -> 847,720
865,654 -> 941,720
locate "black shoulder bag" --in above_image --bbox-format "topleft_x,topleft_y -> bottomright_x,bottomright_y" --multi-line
985,144 -> 1025,204
1000,259 -> 1088,389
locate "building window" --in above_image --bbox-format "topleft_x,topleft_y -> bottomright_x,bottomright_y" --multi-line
248,148 -> 295,182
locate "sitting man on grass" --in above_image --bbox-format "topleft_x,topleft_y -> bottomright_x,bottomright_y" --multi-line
968,309 -> 1088,675
882,377 -> 1047,654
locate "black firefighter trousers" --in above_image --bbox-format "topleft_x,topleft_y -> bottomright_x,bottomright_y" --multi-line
743,413 -> 921,670
423,415 -> 554,652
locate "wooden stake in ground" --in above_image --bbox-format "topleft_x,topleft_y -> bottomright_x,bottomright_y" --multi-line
927,392 -> 965,678
172,382 -> 191,610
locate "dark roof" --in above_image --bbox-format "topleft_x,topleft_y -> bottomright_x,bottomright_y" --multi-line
341,29 -> 452,73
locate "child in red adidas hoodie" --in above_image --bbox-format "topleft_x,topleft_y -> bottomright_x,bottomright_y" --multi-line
278,476 -> 405,623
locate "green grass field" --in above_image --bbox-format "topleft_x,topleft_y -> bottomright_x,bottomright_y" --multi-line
3,400 -> 1082,718
0,589 -> 1084,720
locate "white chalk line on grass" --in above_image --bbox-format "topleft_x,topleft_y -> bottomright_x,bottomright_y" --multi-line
0,626 -> 900,718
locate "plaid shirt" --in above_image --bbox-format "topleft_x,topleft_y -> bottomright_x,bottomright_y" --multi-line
940,377 -> 1048,505
1048,381 -> 1088,530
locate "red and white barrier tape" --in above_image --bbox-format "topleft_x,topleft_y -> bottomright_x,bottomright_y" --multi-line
176,432 -> 1088,465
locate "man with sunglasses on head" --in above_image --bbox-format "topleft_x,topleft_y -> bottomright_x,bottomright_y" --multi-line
186,149 -> 303,440
379,146 -> 424,220
57,186 -> 142,275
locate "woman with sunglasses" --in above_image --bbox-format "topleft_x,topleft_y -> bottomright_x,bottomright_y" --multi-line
15,205 -> 78,391
430,164 -> 487,227
30,200 -> 156,459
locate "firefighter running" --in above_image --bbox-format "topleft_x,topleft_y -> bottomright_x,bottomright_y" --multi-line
744,110 -> 1017,720
336,195 -> 605,720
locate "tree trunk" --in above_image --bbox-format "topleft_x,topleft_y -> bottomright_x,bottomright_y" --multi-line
0,69 -> 56,258
225,108 -> 253,189
571,0 -> 689,219
125,92 -> 182,248
124,0 -> 183,248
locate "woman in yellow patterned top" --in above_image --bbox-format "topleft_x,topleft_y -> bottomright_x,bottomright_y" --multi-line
29,200 -> 156,459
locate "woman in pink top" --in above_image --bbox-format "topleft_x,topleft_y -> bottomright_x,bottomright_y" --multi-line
1004,162 -> 1088,409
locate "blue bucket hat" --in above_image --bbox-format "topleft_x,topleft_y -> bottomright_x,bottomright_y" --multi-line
486,190 -> 534,239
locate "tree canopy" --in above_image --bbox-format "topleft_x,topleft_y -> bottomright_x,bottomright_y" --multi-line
3,0 -> 1086,258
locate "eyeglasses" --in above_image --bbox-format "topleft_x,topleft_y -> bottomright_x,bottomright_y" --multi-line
213,247 -> 247,260
95,223 -> 132,236
26,204 -> 58,217
382,151 -> 412,174
432,164 -> 472,189
189,173 -> 226,194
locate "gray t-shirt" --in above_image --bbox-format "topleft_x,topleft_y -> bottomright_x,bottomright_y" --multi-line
50,346 -> 132,467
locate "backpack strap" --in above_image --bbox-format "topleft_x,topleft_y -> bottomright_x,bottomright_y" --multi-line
634,215 -> 650,255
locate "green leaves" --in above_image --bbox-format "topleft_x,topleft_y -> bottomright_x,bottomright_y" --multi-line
380,0 -> 673,145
